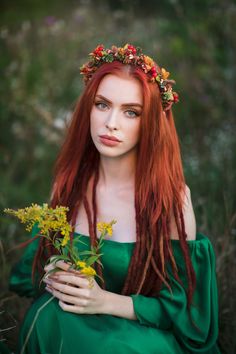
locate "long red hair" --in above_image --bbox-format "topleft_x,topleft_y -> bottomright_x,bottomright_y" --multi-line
34,60 -> 196,313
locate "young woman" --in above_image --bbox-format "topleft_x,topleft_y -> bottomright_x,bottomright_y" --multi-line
10,44 -> 221,353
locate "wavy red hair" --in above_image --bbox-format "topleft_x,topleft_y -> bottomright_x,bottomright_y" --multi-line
34,60 -> 197,317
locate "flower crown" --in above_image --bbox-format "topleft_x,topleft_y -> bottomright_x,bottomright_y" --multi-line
80,43 -> 179,111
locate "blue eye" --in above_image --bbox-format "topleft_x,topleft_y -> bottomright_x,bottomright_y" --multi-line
126,110 -> 139,118
95,102 -> 108,110
95,102 -> 140,118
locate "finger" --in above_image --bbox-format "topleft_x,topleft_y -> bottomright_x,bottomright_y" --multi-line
44,278 -> 90,298
46,286 -> 88,307
50,269 -> 87,278
44,263 -> 55,272
58,300 -> 85,314
54,260 -> 71,271
52,266 -> 88,276
50,273 -> 90,288
44,255 -> 62,272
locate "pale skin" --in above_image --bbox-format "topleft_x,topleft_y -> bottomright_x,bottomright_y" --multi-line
44,74 -> 196,320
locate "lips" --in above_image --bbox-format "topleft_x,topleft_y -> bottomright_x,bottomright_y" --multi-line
99,135 -> 121,142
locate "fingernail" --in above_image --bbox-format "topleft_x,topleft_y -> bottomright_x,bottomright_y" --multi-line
44,278 -> 52,284
45,286 -> 52,293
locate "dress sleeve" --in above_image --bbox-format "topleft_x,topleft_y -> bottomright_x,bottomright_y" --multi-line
130,233 -> 220,353
9,223 -> 42,298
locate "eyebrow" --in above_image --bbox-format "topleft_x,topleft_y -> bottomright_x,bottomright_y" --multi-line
95,94 -> 143,108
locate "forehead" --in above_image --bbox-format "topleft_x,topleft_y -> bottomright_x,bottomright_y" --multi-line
96,74 -> 143,104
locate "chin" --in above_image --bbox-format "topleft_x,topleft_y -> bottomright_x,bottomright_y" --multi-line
98,149 -> 122,158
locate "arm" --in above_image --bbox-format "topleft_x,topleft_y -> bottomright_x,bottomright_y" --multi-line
103,291 -> 137,320
170,184 -> 197,241
130,236 -> 219,347
129,185 -> 198,329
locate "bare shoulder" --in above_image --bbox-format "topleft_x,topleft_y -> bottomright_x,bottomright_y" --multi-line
170,184 -> 197,241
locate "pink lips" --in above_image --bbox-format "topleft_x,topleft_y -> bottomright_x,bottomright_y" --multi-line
99,135 -> 121,142
99,135 -> 121,147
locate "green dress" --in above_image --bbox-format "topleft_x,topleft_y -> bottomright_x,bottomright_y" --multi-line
9,224 -> 221,354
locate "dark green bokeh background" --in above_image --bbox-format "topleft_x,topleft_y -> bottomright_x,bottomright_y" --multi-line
0,0 -> 235,352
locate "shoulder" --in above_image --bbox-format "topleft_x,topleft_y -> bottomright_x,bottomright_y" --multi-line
170,184 -> 197,241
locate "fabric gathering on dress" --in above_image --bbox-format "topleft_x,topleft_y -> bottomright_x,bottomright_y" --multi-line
9,223 -> 221,354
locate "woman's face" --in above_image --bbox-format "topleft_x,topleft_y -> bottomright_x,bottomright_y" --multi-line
90,74 -> 143,159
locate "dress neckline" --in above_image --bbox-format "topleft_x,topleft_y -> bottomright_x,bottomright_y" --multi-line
73,231 -> 202,245
73,231 -> 136,245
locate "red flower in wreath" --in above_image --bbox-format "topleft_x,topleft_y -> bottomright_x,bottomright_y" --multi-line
124,44 -> 137,55
173,92 -> 179,103
93,45 -> 104,57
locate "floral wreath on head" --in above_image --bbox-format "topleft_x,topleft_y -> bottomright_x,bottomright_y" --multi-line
80,43 -> 179,112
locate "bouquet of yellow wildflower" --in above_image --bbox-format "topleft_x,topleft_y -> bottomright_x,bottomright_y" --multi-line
4,203 -> 117,282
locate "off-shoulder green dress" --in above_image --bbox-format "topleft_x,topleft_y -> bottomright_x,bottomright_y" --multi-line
9,224 -> 221,354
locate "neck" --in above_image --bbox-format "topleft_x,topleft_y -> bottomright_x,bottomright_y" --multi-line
98,151 -> 137,188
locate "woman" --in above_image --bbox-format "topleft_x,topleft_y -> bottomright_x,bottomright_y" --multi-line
10,44 -> 221,353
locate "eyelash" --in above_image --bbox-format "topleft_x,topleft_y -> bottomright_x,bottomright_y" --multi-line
95,102 -> 140,118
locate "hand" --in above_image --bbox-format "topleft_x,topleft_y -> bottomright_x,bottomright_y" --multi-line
44,256 -> 69,274
43,260 -> 107,315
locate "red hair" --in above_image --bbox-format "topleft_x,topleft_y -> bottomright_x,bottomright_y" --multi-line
34,61 -> 196,315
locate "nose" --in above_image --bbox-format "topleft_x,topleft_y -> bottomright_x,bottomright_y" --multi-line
105,109 -> 119,131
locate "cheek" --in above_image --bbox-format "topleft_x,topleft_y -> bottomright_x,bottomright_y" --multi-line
127,121 -> 141,144
90,107 -> 105,128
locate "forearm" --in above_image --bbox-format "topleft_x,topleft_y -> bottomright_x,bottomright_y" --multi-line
102,290 -> 137,321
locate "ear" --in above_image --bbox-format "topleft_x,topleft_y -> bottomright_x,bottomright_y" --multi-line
169,185 -> 197,241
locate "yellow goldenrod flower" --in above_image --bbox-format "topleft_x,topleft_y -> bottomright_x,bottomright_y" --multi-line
4,203 -> 71,237
4,203 -> 115,282
97,220 -> 117,237
61,234 -> 70,247
106,226 -> 113,236
80,266 -> 96,276
76,260 -> 87,268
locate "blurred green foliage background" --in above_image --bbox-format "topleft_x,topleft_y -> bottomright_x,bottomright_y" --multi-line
0,0 -> 235,353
